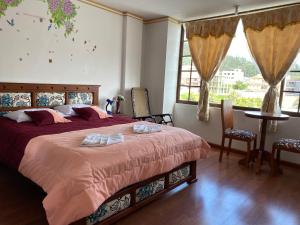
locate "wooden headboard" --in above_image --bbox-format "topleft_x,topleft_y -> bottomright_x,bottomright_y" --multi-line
0,82 -> 100,112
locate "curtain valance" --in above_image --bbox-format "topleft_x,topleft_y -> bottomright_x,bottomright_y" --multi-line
185,17 -> 239,39
242,5 -> 300,31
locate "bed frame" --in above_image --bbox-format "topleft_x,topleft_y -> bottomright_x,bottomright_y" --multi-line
73,161 -> 197,225
0,82 -> 100,111
0,82 -> 198,225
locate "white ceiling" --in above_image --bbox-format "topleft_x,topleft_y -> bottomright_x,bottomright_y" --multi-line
94,0 -> 299,21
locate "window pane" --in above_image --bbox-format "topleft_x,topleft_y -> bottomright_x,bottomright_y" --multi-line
281,92 -> 299,112
285,71 -> 300,92
191,72 -> 200,86
282,67 -> 300,112
180,72 -> 190,86
179,86 -> 189,101
182,56 -> 191,70
189,87 -> 200,101
209,21 -> 263,108
183,42 -> 190,56
280,52 -> 300,113
289,52 -> 300,72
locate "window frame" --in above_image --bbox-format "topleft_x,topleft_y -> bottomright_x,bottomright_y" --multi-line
279,71 -> 300,117
176,25 -> 300,117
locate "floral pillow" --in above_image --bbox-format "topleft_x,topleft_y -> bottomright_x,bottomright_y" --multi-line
0,92 -> 31,107
36,92 -> 65,107
68,92 -> 93,105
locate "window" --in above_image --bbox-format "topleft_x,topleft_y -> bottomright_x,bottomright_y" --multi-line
177,21 -> 300,116
280,54 -> 300,114
176,26 -> 200,103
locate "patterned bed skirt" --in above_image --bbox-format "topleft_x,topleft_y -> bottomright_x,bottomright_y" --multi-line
86,163 -> 194,225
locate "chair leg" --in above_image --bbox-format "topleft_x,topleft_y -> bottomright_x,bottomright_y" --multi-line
251,136 -> 257,163
219,136 -> 225,162
227,138 -> 232,156
246,141 -> 251,166
270,146 -> 277,176
276,149 -> 282,174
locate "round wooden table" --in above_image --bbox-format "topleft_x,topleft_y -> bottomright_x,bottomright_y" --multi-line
244,111 -> 290,173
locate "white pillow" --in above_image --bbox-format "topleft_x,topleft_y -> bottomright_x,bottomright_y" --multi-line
3,108 -> 49,123
54,104 -> 89,116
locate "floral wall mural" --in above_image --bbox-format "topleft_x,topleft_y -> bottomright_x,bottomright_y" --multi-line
0,0 -> 23,17
0,0 -> 77,35
47,0 -> 76,35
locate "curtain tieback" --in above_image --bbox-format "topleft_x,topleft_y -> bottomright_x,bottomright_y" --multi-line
269,84 -> 277,89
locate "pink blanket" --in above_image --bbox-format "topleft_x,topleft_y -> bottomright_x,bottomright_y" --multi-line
19,122 -> 210,225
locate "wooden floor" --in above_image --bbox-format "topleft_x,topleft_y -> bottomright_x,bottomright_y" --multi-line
1,149 -> 300,225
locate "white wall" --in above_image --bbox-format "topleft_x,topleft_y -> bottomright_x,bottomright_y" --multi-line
163,21 -> 181,114
0,1 -> 141,109
141,20 -> 180,115
121,16 -> 143,115
141,21 -> 168,114
174,103 -> 300,164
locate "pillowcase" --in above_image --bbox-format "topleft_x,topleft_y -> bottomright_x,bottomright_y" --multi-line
54,104 -> 89,116
73,107 -> 100,121
55,104 -> 111,119
47,109 -> 72,123
3,108 -> 49,123
25,109 -> 71,126
25,110 -> 55,126
90,106 -> 110,119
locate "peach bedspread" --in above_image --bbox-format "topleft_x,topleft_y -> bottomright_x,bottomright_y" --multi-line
19,121 -> 210,225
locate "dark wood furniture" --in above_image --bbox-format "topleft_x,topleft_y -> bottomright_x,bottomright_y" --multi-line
0,82 -> 100,111
0,82 -> 198,225
271,138 -> 300,176
244,111 -> 289,173
72,161 -> 197,225
219,100 -> 257,165
131,87 -> 174,126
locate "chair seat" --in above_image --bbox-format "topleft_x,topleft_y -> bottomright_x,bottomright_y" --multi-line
224,128 -> 256,141
273,139 -> 300,153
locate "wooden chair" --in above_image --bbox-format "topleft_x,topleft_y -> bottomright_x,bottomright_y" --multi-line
271,138 -> 300,175
131,88 -> 173,126
219,100 -> 257,165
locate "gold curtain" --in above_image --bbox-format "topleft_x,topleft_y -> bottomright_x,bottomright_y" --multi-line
186,17 -> 239,121
242,5 -> 300,131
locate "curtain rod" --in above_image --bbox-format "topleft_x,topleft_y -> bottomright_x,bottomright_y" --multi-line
183,2 -> 300,23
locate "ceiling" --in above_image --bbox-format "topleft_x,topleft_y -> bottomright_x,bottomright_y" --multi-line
94,0 -> 299,21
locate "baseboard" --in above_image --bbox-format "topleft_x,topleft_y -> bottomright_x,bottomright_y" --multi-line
208,142 -> 300,170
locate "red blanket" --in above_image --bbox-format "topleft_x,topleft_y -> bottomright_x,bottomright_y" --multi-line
0,116 -> 134,169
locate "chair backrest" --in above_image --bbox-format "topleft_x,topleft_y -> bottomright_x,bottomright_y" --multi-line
221,99 -> 234,132
131,88 -> 151,117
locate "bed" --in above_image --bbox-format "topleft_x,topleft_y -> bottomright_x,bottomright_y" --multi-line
0,82 -> 210,225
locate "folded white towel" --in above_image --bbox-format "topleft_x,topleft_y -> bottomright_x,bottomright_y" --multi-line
133,124 -> 162,134
81,133 -> 124,147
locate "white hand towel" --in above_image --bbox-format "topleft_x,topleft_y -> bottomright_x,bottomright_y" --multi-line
81,133 -> 124,147
133,124 -> 162,134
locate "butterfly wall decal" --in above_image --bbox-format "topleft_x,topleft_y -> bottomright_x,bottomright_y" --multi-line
7,19 -> 15,26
